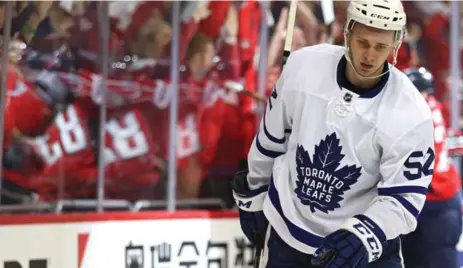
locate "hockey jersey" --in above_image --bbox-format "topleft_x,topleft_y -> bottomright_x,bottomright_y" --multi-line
246,44 -> 435,254
425,96 -> 461,202
31,102 -> 97,198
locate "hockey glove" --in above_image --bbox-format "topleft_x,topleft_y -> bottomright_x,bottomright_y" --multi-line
312,215 -> 386,268
231,170 -> 269,245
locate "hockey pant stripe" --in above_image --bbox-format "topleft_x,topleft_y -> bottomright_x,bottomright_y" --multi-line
260,225 -> 272,268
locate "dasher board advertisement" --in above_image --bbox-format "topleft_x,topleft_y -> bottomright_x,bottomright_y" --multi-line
0,210 -> 255,268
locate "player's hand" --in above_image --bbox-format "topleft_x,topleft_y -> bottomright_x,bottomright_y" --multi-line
312,215 -> 386,268
231,170 -> 268,245
222,4 -> 238,40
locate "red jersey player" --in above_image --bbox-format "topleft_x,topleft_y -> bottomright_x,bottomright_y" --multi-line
104,107 -> 163,200
401,67 -> 462,268
28,101 -> 164,201
2,66 -> 75,202
28,101 -> 98,199
54,68 -> 202,200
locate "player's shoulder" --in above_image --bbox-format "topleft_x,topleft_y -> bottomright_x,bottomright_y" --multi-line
278,44 -> 343,95
387,67 -> 432,119
379,67 -> 433,138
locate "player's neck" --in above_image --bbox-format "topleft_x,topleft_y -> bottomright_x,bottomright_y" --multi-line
345,63 -> 383,89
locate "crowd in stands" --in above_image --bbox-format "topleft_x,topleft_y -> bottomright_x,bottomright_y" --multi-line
0,1 -> 459,210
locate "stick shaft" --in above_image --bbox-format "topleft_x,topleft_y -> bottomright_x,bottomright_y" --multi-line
254,2 -> 297,266
283,0 -> 298,66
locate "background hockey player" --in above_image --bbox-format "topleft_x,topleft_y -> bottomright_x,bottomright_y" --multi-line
232,0 -> 435,267
401,67 -> 462,268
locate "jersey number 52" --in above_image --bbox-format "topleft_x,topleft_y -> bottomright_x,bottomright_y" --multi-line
403,147 -> 435,180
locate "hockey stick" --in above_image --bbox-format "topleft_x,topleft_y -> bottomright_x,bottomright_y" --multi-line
253,2 -> 298,268
282,0 -> 298,67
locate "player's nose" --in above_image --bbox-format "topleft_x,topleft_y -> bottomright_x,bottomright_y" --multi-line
364,44 -> 380,56
362,51 -> 376,64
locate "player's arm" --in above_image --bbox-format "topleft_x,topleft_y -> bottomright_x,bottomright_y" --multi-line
363,118 -> 434,238
313,117 -> 435,267
232,53 -> 295,246
245,59 -> 293,190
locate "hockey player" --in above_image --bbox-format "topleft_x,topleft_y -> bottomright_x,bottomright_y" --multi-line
401,67 -> 462,268
232,0 -> 435,267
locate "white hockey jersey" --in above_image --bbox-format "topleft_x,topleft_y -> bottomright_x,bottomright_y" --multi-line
247,44 -> 435,254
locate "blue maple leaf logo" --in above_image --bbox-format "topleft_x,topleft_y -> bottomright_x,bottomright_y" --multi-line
295,132 -> 362,213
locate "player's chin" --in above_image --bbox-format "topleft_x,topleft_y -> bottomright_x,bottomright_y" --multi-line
357,68 -> 375,77
361,65 -> 383,77
353,64 -> 370,76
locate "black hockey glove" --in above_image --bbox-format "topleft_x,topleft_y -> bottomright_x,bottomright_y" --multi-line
231,170 -> 269,246
312,215 -> 386,268
3,141 -> 28,170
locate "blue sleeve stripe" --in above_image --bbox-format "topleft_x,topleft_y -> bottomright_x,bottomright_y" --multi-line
386,194 -> 420,219
263,108 -> 286,144
378,186 -> 428,196
355,214 -> 386,242
256,132 -> 285,158
245,184 -> 269,197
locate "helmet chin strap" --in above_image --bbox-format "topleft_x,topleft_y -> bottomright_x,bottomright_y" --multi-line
343,23 -> 402,81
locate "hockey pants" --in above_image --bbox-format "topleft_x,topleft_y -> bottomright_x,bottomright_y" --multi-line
259,225 -> 403,268
401,193 -> 462,268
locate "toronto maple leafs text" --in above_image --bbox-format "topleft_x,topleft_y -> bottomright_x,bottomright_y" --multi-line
298,167 -> 345,203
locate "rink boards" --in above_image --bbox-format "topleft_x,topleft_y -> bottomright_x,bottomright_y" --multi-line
0,210 -> 462,268
0,211 -> 253,268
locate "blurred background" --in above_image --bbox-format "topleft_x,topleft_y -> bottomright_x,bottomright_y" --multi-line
0,0 -> 461,214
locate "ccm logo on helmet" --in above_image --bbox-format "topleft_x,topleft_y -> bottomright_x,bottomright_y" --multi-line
371,14 -> 390,20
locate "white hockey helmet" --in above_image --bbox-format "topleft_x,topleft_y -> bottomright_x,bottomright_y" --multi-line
344,0 -> 407,65
347,0 -> 406,32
